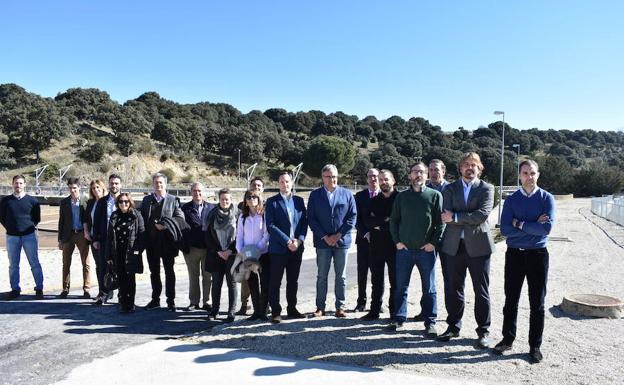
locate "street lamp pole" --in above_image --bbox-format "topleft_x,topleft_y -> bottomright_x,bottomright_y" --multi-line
512,143 -> 520,189
494,110 -> 505,226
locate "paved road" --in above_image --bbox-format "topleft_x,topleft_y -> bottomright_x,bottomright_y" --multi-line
0,253 -> 358,385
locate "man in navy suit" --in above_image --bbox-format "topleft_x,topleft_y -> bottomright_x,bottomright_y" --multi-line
265,171 -> 308,323
307,164 -> 357,318
353,168 -> 380,312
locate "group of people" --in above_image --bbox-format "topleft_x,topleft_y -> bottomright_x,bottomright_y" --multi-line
1,151 -> 555,364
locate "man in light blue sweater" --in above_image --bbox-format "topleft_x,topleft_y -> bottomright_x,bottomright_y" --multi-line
495,159 -> 555,364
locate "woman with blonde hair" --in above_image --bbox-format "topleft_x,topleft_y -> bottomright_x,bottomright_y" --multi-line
84,179 -> 108,305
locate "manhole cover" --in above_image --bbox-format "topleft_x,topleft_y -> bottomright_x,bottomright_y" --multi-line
561,294 -> 623,319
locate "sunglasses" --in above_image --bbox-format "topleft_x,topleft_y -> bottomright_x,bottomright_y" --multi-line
118,200 -> 130,204
246,196 -> 259,200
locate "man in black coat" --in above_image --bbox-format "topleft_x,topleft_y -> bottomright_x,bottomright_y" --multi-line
140,173 -> 185,312
361,169 -> 398,320
352,168 -> 380,312
92,174 -> 122,303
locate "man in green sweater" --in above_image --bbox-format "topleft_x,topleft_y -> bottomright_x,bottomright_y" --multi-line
389,162 -> 445,335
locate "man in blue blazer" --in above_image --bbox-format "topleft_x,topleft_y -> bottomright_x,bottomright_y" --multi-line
265,171 -> 308,323
307,164 -> 357,318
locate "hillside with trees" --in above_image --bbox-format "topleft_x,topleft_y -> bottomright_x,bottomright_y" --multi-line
1,83 -> 623,196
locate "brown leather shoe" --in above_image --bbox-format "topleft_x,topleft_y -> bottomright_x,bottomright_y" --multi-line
313,309 -> 325,317
335,309 -> 347,318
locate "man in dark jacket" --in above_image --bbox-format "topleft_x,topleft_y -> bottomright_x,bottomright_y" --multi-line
91,174 -> 122,303
181,182 -> 215,312
361,169 -> 398,320
57,177 -> 91,298
353,168 -> 380,312
141,173 -> 185,311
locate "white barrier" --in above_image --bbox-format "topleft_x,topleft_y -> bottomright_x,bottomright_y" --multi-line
591,196 -> 624,226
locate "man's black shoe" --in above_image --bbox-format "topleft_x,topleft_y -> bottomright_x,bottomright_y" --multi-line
287,309 -> 306,319
145,299 -> 161,310
5,290 -> 20,300
529,347 -> 543,364
413,312 -> 425,321
202,303 -> 212,312
493,340 -> 513,355
185,304 -> 200,311
360,312 -> 380,320
58,291 -> 69,299
353,304 -> 365,312
436,328 -> 460,341
167,301 -> 176,312
224,315 -> 235,323
271,315 -> 282,324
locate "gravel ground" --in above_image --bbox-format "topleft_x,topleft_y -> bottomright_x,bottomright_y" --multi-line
188,198 -> 624,385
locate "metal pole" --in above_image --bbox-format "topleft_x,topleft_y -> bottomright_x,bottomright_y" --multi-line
494,111 -> 505,227
516,144 -> 520,189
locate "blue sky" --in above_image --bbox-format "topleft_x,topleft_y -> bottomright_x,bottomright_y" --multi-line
1,1 -> 622,131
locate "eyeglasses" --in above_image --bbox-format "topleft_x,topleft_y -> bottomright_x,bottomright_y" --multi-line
118,200 -> 130,205
246,196 -> 259,200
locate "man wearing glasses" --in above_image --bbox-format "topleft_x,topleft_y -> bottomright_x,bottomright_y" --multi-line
307,164 -> 357,318
353,168 -> 380,312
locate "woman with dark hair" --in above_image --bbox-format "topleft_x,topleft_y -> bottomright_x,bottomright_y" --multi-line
106,193 -> 145,313
84,179 -> 108,305
236,190 -> 270,321
205,188 -> 239,322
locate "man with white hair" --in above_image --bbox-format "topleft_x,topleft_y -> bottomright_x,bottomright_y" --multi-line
181,182 -> 215,312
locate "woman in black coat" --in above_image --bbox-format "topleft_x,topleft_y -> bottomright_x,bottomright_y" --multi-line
205,188 -> 239,322
106,193 -> 145,313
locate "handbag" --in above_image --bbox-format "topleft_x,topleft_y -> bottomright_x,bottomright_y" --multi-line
104,261 -> 119,291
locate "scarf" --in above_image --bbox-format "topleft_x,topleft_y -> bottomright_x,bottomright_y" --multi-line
210,204 -> 238,251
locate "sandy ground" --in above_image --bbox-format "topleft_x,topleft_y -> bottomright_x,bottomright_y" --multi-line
2,198 -> 623,385
187,198 -> 624,385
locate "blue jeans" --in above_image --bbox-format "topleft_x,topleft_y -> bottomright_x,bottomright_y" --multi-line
315,248 -> 348,311
394,248 -> 437,325
7,232 -> 44,292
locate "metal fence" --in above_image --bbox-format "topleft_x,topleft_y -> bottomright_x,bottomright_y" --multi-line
591,196 -> 624,226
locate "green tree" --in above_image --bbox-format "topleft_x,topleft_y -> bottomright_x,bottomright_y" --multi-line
302,136 -> 356,177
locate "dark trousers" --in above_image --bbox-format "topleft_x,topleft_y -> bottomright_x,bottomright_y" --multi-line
269,250 -> 303,316
502,247 -> 549,349
368,247 -> 396,315
248,253 -> 270,316
146,243 -> 176,303
444,240 -> 491,336
116,253 -> 136,309
210,257 -> 239,317
92,244 -> 107,296
356,241 -> 371,307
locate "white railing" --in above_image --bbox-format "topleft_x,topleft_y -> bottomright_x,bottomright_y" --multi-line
591,196 -> 624,226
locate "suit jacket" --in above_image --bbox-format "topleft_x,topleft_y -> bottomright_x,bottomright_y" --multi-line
92,194 -> 116,244
140,193 -> 184,228
58,196 -> 87,243
354,188 -> 377,244
441,178 -> 495,257
265,193 -> 308,255
307,186 -> 357,249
